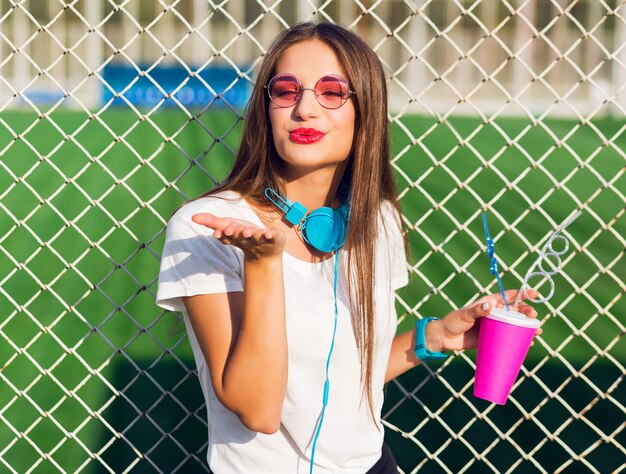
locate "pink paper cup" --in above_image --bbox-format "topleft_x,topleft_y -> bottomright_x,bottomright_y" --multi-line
474,308 -> 540,405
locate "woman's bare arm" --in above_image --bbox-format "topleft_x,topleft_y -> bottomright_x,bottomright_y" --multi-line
183,213 -> 287,434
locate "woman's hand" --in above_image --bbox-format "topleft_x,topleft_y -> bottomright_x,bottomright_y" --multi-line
192,213 -> 286,260
431,289 -> 543,353
387,289 -> 543,382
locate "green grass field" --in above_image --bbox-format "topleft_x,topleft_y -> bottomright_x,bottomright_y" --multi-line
0,109 -> 624,473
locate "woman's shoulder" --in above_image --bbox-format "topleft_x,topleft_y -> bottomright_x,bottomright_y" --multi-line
165,190 -> 258,235
171,190 -> 250,221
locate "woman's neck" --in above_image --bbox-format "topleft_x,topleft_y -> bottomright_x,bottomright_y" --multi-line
283,166 -> 345,210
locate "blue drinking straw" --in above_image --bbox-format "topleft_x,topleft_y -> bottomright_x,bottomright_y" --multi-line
482,212 -> 510,311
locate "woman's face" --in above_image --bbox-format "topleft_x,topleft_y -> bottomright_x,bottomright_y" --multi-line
268,39 -> 356,178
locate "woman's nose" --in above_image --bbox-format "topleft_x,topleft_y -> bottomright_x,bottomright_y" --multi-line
293,88 -> 321,118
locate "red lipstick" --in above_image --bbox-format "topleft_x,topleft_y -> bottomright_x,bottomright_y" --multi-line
289,128 -> 325,144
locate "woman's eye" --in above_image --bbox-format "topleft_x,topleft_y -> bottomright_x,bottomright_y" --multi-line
318,82 -> 347,98
277,89 -> 298,97
319,87 -> 344,98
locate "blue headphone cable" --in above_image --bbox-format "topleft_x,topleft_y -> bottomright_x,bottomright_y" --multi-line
309,251 -> 340,473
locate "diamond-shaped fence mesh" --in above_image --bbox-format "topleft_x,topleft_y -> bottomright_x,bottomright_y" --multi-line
0,0 -> 624,473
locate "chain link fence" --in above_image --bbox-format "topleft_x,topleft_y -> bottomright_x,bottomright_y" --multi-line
0,0 -> 624,473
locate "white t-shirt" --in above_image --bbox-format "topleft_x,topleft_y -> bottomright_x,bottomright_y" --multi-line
156,191 -> 408,473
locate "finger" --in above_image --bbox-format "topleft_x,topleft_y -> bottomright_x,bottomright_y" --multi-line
486,289 -> 538,308
523,288 -> 539,300
515,302 -> 538,319
262,228 -> 275,240
193,213 -> 240,235
530,328 -> 543,346
218,235 -> 233,245
501,288 -> 539,302
477,295 -> 498,311
192,213 -> 221,228
462,300 -> 492,324
246,227 -> 268,241
262,227 -> 286,242
221,224 -> 240,237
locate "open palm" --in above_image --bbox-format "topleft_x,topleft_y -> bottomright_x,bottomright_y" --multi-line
192,213 -> 286,260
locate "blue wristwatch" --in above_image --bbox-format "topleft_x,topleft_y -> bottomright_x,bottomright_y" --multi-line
414,317 -> 448,361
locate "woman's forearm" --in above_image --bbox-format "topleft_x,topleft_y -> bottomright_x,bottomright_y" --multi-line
221,255 -> 288,432
385,319 -> 444,382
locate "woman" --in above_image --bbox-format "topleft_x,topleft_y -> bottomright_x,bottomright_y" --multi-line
157,22 -> 539,473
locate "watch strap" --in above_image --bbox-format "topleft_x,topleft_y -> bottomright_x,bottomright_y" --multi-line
414,317 -> 448,361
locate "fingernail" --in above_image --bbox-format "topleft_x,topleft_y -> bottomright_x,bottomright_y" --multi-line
481,302 -> 489,312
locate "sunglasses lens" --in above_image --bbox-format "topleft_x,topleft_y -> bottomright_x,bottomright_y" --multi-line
269,75 -> 300,107
316,76 -> 350,109
267,74 -> 351,109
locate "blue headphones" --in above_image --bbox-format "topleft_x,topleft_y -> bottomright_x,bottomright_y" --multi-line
264,188 -> 349,253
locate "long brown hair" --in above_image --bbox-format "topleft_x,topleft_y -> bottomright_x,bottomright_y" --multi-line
206,22 -> 400,420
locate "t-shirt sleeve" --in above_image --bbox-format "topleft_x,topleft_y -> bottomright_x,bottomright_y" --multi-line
381,201 -> 409,291
156,204 -> 244,312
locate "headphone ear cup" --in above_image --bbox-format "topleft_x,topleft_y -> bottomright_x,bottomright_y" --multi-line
301,207 -> 347,253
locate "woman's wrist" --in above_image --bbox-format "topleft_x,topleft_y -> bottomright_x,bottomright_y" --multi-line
414,318 -> 448,362
424,317 -> 446,353
243,250 -> 283,263
244,253 -> 283,274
